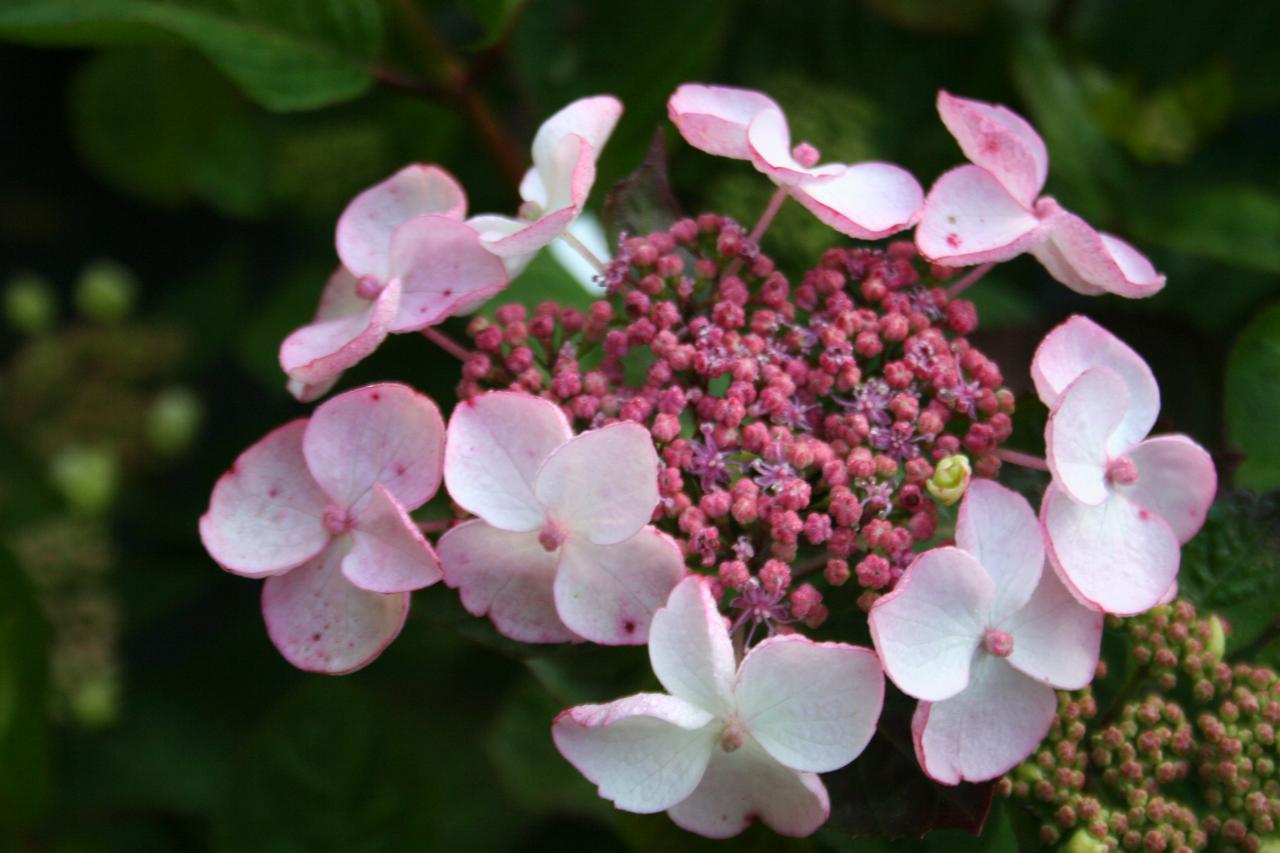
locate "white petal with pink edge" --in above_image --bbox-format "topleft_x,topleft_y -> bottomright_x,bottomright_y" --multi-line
552,692 -> 717,813
1120,435 -> 1217,543
915,165 -> 1044,266
534,422 -> 661,545
735,635 -> 883,773
954,479 -> 1045,622
1032,204 -> 1165,298
868,546 -> 993,702
648,576 -> 736,717
343,484 -> 441,593
912,654 -> 1058,785
437,520 -> 575,644
304,383 -> 445,514
279,275 -> 398,387
1041,481 -> 1181,615
261,544 -> 408,675
666,740 -> 830,839
789,161 -> 924,239
552,527 -> 686,645
443,391 -> 572,532
1045,367 -> 1130,506
199,419 -> 330,578
1031,315 -> 1160,453
936,91 -> 1048,209
1000,567 -> 1103,690
667,83 -> 779,161
746,107 -> 843,185
336,164 -> 467,283
385,215 -> 509,332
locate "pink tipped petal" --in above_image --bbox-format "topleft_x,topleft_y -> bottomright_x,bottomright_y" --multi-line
386,215 -> 509,332
667,83 -> 780,161
1031,315 -> 1159,452
667,741 -> 829,839
736,636 -> 884,773
648,576 -> 736,717
466,215 -> 538,277
552,693 -> 717,814
1042,482 -> 1181,615
789,162 -> 924,239
746,108 -> 842,184
279,277 -> 398,386
305,383 -> 445,513
344,484 -> 442,593
1046,368 -> 1130,506
1121,436 -> 1217,543
553,527 -> 686,646
915,165 -> 1044,266
287,374 -> 339,403
535,422 -> 661,545
199,420 -> 330,578
478,206 -> 579,258
936,91 -> 1048,208
1033,205 -> 1165,298
913,655 -> 1057,785
530,133 -> 594,218
336,164 -> 467,283
868,546 -> 993,702
261,545 -> 407,675
530,95 -> 623,183
437,520 -> 575,643
955,480 -> 1046,621
443,391 -> 572,531
1000,567 -> 1103,690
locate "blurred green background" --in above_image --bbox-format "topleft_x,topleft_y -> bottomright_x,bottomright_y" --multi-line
1,0 -> 1278,850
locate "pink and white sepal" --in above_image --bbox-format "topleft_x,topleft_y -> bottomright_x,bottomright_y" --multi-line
553,577 -> 884,838
1034,315 -> 1217,615
436,391 -> 684,645
666,83 -> 923,239
915,91 -> 1165,298
466,95 -> 623,276
869,480 -> 1103,785
198,383 -> 446,673
280,165 -> 509,401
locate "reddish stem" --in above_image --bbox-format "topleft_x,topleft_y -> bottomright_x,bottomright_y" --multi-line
947,262 -> 995,297
997,448 -> 1050,472
422,327 -> 471,361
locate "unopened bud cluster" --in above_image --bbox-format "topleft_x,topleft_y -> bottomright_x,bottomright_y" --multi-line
459,215 -> 1013,633
1001,600 -> 1280,852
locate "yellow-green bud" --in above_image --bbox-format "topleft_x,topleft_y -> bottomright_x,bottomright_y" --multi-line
926,454 -> 971,506
1064,827 -> 1108,853
49,446 -> 119,516
1014,762 -> 1044,784
4,272 -> 57,334
74,259 -> 136,325
1207,614 -> 1227,660
146,387 -> 202,457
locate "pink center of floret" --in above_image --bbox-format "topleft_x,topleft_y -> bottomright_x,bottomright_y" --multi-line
322,504 -> 354,536
791,142 -> 821,169
719,719 -> 745,752
983,629 -> 1014,657
354,275 -> 385,300
1105,455 -> 1139,486
538,518 -> 569,552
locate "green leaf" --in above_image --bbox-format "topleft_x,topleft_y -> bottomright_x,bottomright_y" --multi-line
1226,305 -> 1280,489
0,0 -> 385,111
455,0 -> 526,47
0,545 -> 52,826
1178,492 -> 1280,657
1133,184 -> 1280,276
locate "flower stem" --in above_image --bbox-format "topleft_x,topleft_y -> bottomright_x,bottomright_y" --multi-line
418,518 -> 452,534
749,186 -> 790,244
947,262 -> 995,298
996,448 -> 1050,472
421,327 -> 471,361
559,231 -> 607,274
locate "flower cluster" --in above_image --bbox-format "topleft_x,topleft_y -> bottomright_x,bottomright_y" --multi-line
199,83 -> 1221,840
1003,600 -> 1280,852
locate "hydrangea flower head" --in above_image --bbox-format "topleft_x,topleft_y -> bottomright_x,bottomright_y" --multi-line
437,390 -> 684,644
868,479 -> 1103,784
199,383 -> 445,672
553,576 -> 884,838
916,92 -> 1165,298
667,84 -> 923,239
1033,315 -> 1216,614
281,165 -> 509,400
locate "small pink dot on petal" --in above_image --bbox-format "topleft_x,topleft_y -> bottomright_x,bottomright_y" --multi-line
946,233 -> 962,248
